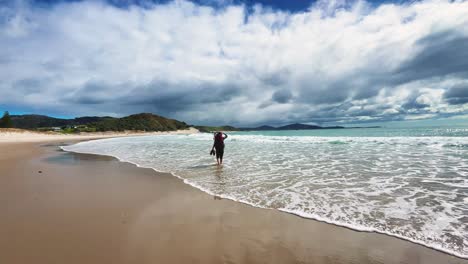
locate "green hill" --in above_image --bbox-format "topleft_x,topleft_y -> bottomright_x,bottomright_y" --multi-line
10,113 -> 189,132
92,113 -> 189,132
11,114 -> 71,129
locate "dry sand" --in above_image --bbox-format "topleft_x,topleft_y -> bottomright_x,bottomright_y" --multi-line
0,140 -> 467,264
0,127 -> 199,143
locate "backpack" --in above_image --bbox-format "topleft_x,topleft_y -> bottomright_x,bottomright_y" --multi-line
215,132 -> 224,144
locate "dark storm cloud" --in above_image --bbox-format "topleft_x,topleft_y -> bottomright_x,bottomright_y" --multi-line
121,80 -> 243,112
258,68 -> 291,86
303,29 -> 468,111
65,81 -> 120,105
392,31 -> 468,85
401,99 -> 429,110
291,29 -> 468,123
13,78 -> 44,93
352,85 -> 382,101
61,79 -> 243,115
296,79 -> 352,105
271,89 -> 292,103
444,84 -> 468,105
307,30 -> 468,107
401,92 -> 429,110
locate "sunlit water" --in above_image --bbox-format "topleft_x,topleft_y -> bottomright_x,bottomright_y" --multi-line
62,127 -> 468,258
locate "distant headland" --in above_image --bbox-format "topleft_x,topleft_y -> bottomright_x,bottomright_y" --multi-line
0,112 -> 379,133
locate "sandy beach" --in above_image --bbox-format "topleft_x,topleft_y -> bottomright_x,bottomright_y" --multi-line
0,128 -> 199,143
1,136 -> 467,264
2,0 -> 467,261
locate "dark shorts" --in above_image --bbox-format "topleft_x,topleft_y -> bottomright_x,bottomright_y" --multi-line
215,144 -> 224,159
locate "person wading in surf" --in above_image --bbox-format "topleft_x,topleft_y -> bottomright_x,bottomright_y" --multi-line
211,131 -> 228,165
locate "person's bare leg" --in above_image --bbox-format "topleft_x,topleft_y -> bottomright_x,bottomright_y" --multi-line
216,158 -> 220,165
220,157 -> 223,164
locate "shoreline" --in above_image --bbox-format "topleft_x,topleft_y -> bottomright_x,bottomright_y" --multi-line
62,142 -> 468,260
0,127 -> 199,143
1,139 -> 467,263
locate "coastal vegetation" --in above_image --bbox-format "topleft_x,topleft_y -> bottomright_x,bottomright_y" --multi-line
9,113 -> 189,133
0,111 -> 13,128
91,113 -> 189,132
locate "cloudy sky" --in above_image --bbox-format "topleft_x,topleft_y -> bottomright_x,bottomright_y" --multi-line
1,0 -> 468,126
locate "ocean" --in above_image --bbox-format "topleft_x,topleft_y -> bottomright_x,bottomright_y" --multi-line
62,126 -> 468,258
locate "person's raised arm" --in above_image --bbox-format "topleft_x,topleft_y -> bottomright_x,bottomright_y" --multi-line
223,133 -> 228,139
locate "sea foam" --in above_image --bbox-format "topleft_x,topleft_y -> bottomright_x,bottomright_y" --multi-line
62,130 -> 468,259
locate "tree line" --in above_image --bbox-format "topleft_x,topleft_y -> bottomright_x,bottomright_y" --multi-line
0,111 -> 13,128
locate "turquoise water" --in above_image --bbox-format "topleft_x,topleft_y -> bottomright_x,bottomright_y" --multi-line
231,126 -> 468,137
63,126 -> 468,258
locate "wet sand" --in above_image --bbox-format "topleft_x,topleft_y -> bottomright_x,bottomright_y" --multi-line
1,141 -> 467,264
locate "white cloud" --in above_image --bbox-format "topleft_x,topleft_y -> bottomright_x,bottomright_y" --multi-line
0,0 -> 468,125
404,113 -> 436,120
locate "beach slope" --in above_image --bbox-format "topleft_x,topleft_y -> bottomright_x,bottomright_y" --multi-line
0,141 -> 466,264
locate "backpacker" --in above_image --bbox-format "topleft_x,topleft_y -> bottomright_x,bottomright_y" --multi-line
215,132 -> 224,144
